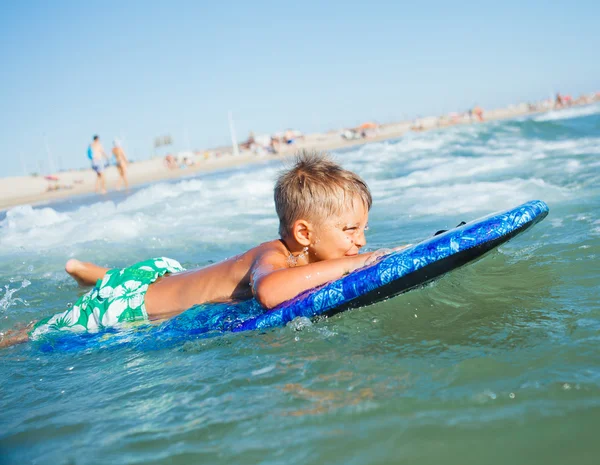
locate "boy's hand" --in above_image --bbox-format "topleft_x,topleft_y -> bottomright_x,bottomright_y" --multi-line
364,248 -> 393,267
252,243 -> 414,309
363,244 -> 413,267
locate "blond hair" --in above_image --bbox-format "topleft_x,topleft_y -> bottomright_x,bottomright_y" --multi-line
274,150 -> 372,237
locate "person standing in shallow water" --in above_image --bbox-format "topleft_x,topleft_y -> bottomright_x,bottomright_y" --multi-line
89,135 -> 109,194
112,139 -> 129,191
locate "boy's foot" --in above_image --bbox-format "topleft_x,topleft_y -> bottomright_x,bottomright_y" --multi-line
65,259 -> 110,287
0,322 -> 34,349
65,259 -> 89,286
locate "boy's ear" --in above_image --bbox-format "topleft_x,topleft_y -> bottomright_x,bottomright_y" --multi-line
291,219 -> 312,247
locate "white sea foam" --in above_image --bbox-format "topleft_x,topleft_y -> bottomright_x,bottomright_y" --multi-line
529,138 -> 600,156
376,178 -> 569,217
3,205 -> 69,230
0,167 -> 278,252
0,115 -> 595,254
0,279 -> 31,312
533,103 -> 600,122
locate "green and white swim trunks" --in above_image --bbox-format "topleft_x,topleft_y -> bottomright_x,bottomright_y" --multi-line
29,257 -> 184,340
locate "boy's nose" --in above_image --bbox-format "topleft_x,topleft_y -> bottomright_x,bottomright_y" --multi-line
355,229 -> 366,248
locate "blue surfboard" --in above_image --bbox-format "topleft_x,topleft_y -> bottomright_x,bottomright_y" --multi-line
161,200 -> 548,333
39,200 -> 548,351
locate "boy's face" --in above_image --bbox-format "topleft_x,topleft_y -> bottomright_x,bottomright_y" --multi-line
309,199 -> 369,261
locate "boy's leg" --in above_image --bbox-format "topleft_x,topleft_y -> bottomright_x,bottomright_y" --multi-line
0,322 -> 34,349
65,259 -> 109,286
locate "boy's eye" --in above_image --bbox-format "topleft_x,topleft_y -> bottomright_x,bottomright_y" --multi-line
344,224 -> 368,234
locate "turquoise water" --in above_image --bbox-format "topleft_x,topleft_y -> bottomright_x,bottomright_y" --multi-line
1,105 -> 599,464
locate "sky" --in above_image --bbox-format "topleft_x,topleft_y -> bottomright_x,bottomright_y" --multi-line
0,0 -> 599,177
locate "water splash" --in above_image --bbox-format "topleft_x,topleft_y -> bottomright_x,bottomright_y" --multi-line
0,279 -> 31,312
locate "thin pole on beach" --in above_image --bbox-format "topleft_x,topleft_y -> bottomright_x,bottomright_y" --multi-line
43,134 -> 56,174
228,111 -> 240,157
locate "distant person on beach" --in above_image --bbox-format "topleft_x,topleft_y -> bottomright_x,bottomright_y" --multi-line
555,93 -> 564,109
1,150 -> 409,348
112,139 -> 129,191
410,118 -> 424,131
473,106 -> 484,122
89,135 -> 109,194
164,154 -> 178,169
283,129 -> 304,145
284,129 -> 296,144
270,136 -> 280,154
241,131 -> 256,150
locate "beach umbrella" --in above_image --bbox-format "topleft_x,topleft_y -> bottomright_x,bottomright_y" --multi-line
358,122 -> 378,129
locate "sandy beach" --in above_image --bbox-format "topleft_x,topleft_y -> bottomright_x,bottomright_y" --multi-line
0,99 -> 594,211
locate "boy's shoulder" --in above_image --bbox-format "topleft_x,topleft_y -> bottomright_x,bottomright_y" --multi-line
247,239 -> 289,267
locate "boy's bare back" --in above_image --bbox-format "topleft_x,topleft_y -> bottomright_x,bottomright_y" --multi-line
145,199 -> 374,319
144,240 -> 285,319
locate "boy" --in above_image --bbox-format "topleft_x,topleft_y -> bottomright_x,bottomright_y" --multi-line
1,151 -> 392,348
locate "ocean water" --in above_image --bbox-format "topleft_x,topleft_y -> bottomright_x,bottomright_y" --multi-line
1,104 -> 599,464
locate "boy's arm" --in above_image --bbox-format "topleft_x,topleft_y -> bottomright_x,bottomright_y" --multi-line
251,251 -> 375,309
